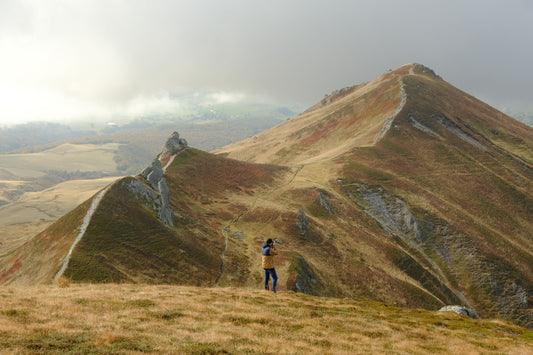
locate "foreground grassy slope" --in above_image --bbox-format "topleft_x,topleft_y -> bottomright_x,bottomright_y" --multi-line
0,284 -> 531,354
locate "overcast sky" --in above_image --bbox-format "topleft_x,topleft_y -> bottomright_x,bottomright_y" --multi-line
1,0 -> 532,125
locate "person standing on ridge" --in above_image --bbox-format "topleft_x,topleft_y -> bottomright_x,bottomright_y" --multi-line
262,238 -> 278,293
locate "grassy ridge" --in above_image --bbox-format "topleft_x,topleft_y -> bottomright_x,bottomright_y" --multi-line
64,177 -> 222,284
0,284 -> 531,354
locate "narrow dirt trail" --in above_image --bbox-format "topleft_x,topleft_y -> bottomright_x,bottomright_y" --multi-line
215,196 -> 259,286
372,65 -> 412,145
54,185 -> 112,280
215,165 -> 300,285
162,147 -> 189,172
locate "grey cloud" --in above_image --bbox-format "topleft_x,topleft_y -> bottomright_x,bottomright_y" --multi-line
1,0 -> 532,124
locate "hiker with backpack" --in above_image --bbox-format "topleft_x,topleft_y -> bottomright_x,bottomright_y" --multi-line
262,238 -> 278,293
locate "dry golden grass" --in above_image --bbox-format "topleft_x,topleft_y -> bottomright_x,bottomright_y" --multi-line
0,177 -> 119,227
0,221 -> 53,258
0,143 -> 121,179
0,284 -> 531,354
213,68 -> 403,166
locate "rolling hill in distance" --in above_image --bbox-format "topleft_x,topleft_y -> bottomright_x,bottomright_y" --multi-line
1,63 -> 532,338
0,98 -> 295,250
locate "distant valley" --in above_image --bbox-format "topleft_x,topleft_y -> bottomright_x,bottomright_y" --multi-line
0,97 -> 294,257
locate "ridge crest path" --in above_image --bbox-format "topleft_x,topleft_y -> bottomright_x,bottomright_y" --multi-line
54,185 -> 112,280
372,65 -> 411,145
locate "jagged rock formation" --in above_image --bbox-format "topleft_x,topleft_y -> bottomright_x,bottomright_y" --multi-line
123,178 -> 173,226
158,131 -> 188,160
137,131 -> 188,226
141,159 -> 164,191
411,63 -> 441,79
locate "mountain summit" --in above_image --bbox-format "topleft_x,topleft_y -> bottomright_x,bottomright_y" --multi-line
2,64 -> 532,328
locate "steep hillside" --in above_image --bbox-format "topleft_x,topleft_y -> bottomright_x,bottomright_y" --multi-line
214,69 -> 404,164
2,64 -> 532,329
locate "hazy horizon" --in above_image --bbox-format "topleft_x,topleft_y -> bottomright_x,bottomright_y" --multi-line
1,0 -> 532,125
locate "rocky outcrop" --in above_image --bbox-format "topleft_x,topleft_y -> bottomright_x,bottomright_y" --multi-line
316,191 -> 334,215
123,178 -> 173,226
342,181 -> 533,328
158,131 -> 188,160
439,305 -> 477,318
432,114 -> 486,151
134,131 -> 189,227
287,254 -> 329,296
139,158 -> 173,226
141,159 -> 164,191
297,209 -> 309,236
346,183 -> 425,245
411,63 -> 442,79
157,178 -> 173,226
408,114 -> 442,139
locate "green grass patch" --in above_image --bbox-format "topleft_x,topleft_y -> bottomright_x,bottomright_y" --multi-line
2,309 -> 29,318
126,299 -> 156,308
180,342 -> 231,354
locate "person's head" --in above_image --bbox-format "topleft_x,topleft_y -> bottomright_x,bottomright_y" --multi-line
266,238 -> 273,245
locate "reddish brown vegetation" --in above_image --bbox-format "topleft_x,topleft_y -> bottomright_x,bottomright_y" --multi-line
0,261 -> 22,281
301,117 -> 342,147
166,149 -> 285,198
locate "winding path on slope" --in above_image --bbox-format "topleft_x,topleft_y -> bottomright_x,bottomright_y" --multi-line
54,185 -> 112,280
214,164 -> 302,286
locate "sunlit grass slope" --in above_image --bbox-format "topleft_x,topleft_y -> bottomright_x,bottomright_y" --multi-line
0,143 -> 121,179
0,284 -> 531,354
